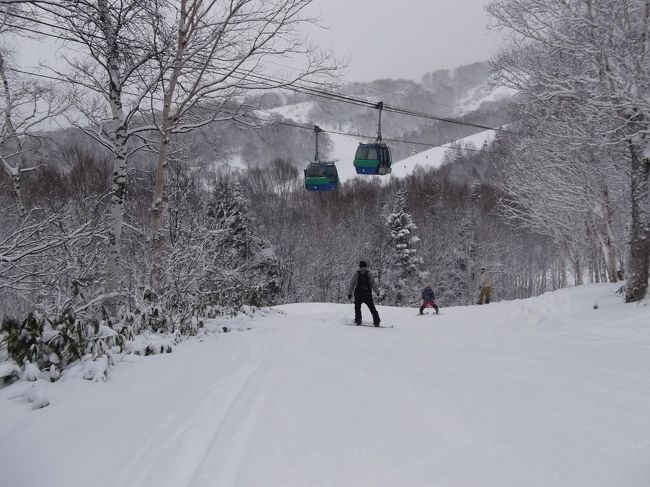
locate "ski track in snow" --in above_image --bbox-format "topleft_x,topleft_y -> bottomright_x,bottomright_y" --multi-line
187,362 -> 273,487
119,361 -> 273,487
1,283 -> 650,487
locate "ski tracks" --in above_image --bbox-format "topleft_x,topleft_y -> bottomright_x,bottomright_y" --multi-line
118,360 -> 274,487
186,362 -> 274,487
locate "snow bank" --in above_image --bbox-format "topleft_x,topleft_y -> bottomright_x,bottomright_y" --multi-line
23,384 -> 49,409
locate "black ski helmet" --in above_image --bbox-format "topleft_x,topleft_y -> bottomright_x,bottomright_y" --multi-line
359,260 -> 368,268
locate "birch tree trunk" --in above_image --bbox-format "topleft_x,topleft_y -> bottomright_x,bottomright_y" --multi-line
100,0 -> 129,297
150,0 -> 189,293
0,50 -> 26,219
106,114 -> 128,296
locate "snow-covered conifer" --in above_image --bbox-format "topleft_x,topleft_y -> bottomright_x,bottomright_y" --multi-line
163,174 -> 279,316
381,190 -> 423,306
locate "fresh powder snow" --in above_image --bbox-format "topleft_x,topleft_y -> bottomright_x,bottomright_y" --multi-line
1,283 -> 649,487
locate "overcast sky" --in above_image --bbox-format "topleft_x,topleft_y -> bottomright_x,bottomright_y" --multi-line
302,0 -> 504,82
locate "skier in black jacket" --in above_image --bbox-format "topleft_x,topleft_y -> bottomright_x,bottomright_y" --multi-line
347,260 -> 381,326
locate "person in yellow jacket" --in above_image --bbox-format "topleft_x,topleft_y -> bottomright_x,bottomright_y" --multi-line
478,267 -> 492,305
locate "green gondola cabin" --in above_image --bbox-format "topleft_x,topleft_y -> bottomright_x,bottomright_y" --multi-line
353,143 -> 392,175
304,162 -> 339,191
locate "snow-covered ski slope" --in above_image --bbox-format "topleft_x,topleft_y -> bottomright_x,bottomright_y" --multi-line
388,129 -> 495,178
2,283 -> 650,487
266,102 -> 495,183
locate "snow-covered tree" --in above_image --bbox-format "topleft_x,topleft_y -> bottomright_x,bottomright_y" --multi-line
488,0 -> 649,301
381,190 -> 423,306
162,174 -> 279,316
208,176 -> 280,308
496,93 -> 626,286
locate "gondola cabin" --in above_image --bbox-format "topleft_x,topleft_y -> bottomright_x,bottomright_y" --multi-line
353,143 -> 392,175
304,162 -> 338,191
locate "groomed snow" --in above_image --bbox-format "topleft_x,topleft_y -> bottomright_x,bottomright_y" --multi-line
2,283 -> 649,487
388,129 -> 496,178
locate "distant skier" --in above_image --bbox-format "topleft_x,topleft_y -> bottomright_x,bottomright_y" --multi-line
419,284 -> 439,315
478,267 -> 493,304
347,260 -> 381,326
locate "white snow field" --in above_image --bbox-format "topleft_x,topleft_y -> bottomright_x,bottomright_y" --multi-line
1,283 -> 650,487
387,129 -> 496,179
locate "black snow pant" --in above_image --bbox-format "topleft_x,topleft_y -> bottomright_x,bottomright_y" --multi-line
354,293 -> 380,325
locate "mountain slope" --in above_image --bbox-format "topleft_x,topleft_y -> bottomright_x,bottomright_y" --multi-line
1,284 -> 649,487
388,129 -> 496,178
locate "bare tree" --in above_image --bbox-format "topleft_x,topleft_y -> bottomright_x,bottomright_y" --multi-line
7,0 -> 170,299
145,0 -> 337,292
0,4 -> 67,219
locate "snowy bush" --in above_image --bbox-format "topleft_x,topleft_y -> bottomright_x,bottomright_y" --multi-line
1,314 -> 45,367
49,364 -> 61,382
22,360 -> 40,381
1,309 -> 127,378
128,333 -> 176,356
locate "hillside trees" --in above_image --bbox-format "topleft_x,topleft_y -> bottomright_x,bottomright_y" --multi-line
158,169 -> 279,320
488,0 -> 650,301
0,66 -> 66,220
0,1 -> 336,376
203,175 -> 280,309
232,147 -> 562,309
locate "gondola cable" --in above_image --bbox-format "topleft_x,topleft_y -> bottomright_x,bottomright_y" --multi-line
4,66 -> 500,157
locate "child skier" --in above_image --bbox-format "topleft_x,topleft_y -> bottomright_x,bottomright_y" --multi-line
419,284 -> 439,315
